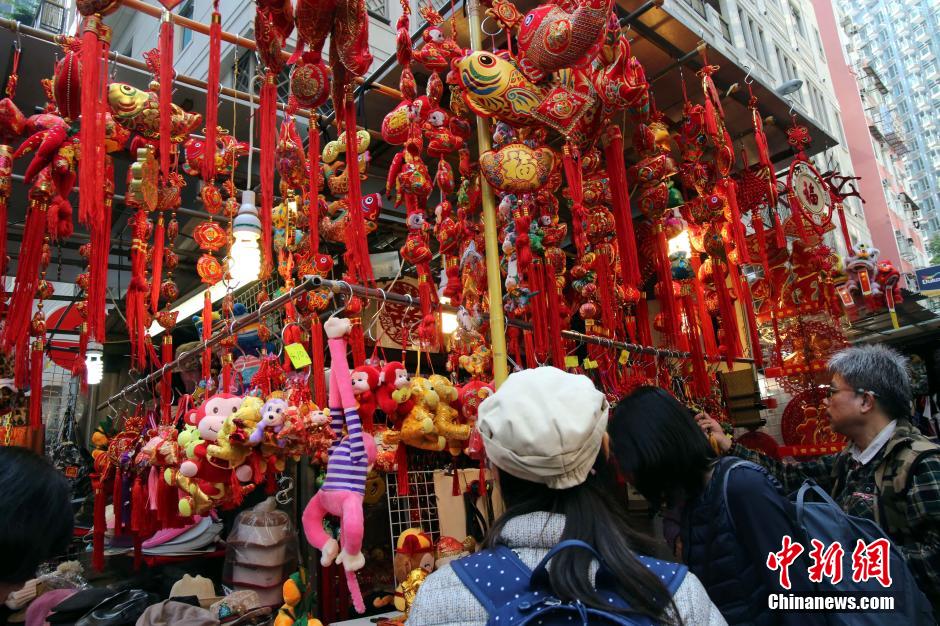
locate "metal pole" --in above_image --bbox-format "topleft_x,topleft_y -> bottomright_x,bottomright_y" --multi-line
466,0 -> 509,387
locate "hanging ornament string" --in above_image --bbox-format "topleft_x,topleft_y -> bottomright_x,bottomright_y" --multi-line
5,43 -> 20,99
158,10 -> 174,180
203,0 -> 222,182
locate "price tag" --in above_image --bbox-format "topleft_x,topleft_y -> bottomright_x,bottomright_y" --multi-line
619,350 -> 630,365
583,358 -> 598,370
284,343 -> 312,369
564,355 -> 580,369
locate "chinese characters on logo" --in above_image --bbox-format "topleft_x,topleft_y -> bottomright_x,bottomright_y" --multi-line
767,536 -> 893,589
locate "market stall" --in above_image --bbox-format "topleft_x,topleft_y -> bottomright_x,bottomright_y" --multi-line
0,0 -> 894,622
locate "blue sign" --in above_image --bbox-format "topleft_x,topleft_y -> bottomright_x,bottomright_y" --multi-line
915,265 -> 940,295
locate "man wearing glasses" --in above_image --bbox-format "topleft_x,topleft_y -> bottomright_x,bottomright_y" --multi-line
699,344 -> 940,614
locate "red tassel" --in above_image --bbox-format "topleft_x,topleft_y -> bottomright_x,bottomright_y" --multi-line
202,291 -> 212,380
452,465 -> 460,496
543,262 -> 567,368
523,330 -> 537,369
29,339 -> 43,430
772,208 -> 786,248
682,293 -> 710,396
112,468 -> 124,536
713,260 -> 742,366
3,194 -> 47,352
161,337 -> 173,422
654,226 -> 680,348
203,3 -> 221,181
689,256 -> 718,359
150,214 -> 165,314
259,73 -> 277,278
350,320 -> 366,367
90,165 -> 113,343
527,260 -> 549,363
636,295 -> 653,348
158,14 -> 174,180
308,125 -> 321,256
740,277 -> 763,368
79,17 -> 105,225
343,94 -> 374,284
14,334 -> 28,390
91,473 -> 106,571
507,326 -> 522,370
603,127 -> 642,288
722,179 -> 750,263
311,318 -> 327,408
396,443 -> 410,496
593,257 -> 618,335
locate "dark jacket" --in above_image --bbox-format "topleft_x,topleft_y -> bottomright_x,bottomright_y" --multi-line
682,457 -> 821,626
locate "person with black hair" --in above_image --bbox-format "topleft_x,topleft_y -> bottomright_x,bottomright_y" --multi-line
609,386 -> 820,626
0,447 -> 73,602
406,368 -> 724,625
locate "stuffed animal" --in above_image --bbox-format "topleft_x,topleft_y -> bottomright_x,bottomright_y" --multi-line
376,361 -> 414,425
275,569 -> 322,626
301,317 -> 377,614
458,381 -> 493,460
400,377 -> 447,452
169,393 -> 254,516
350,365 -> 380,432
393,529 -> 435,613
249,396 -> 290,446
426,375 -> 469,456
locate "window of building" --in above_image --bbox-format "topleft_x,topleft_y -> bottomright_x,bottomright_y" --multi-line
366,0 -> 389,22
790,3 -> 806,38
179,0 -> 194,51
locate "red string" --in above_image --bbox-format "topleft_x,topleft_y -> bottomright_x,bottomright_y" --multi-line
5,46 -> 19,98
308,123 -> 321,256
203,2 -> 221,182
259,73 -> 277,278
603,127 -> 642,289
29,339 -> 43,430
150,215 -> 165,315
158,15 -> 174,180
2,196 -> 46,353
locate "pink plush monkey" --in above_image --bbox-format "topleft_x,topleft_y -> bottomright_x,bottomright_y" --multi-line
302,317 -> 377,613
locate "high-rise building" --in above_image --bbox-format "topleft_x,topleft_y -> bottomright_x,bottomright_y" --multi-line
812,0 -> 927,282
833,0 -> 940,238
657,0 -> 871,259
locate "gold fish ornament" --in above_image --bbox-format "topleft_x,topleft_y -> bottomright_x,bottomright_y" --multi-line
107,82 -> 202,142
479,143 -> 557,194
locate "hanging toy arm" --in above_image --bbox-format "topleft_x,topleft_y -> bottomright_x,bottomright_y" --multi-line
325,317 -> 366,463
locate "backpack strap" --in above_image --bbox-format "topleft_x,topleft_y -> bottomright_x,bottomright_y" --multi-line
718,459 -> 755,535
451,545 -> 532,615
874,438 -> 940,533
635,555 -> 688,596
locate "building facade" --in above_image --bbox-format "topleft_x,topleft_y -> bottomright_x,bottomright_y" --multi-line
811,0 -> 927,283
833,0 -> 940,238
661,0 -> 871,259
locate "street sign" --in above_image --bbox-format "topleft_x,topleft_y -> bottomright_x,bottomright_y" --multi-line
914,265 -> 940,296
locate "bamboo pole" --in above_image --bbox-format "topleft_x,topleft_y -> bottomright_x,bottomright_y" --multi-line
466,0 -> 509,387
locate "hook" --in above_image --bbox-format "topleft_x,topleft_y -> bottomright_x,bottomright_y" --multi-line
328,282 -> 355,319
480,15 -> 503,37
275,474 -> 294,505
743,65 -> 753,85
13,21 -> 22,52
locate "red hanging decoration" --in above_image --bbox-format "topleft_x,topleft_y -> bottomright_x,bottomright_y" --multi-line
202,291 -> 212,380
259,72 -> 277,278
161,335 -> 173,421
308,122 -> 321,256
78,15 -> 110,226
150,214 -> 165,314
2,178 -> 51,353
203,1 -> 222,181
343,90 -> 374,284
91,470 -> 107,571
89,161 -> 114,342
602,126 -> 642,289
158,11 -> 174,180
310,317 -> 327,408
29,338 -> 43,429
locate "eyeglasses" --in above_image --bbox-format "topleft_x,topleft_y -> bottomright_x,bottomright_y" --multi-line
820,384 -> 879,399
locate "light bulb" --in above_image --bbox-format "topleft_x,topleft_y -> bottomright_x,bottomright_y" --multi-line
441,311 -> 459,335
228,190 -> 262,283
86,342 -> 104,386
229,234 -> 262,283
668,230 -> 692,257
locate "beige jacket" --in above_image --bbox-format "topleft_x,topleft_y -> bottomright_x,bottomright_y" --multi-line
406,512 -> 726,625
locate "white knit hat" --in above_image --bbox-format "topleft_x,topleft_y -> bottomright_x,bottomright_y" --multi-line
477,367 -> 609,489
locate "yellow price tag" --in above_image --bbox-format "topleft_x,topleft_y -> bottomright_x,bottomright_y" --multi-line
619,350 -> 630,365
564,355 -> 580,369
284,343 -> 312,369
583,358 -> 598,370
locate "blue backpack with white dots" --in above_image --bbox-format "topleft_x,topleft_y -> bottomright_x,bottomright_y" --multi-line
451,539 -> 687,625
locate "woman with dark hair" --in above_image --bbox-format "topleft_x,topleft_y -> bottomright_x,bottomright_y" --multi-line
0,447 -> 73,601
406,368 -> 724,625
608,386 -> 819,626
